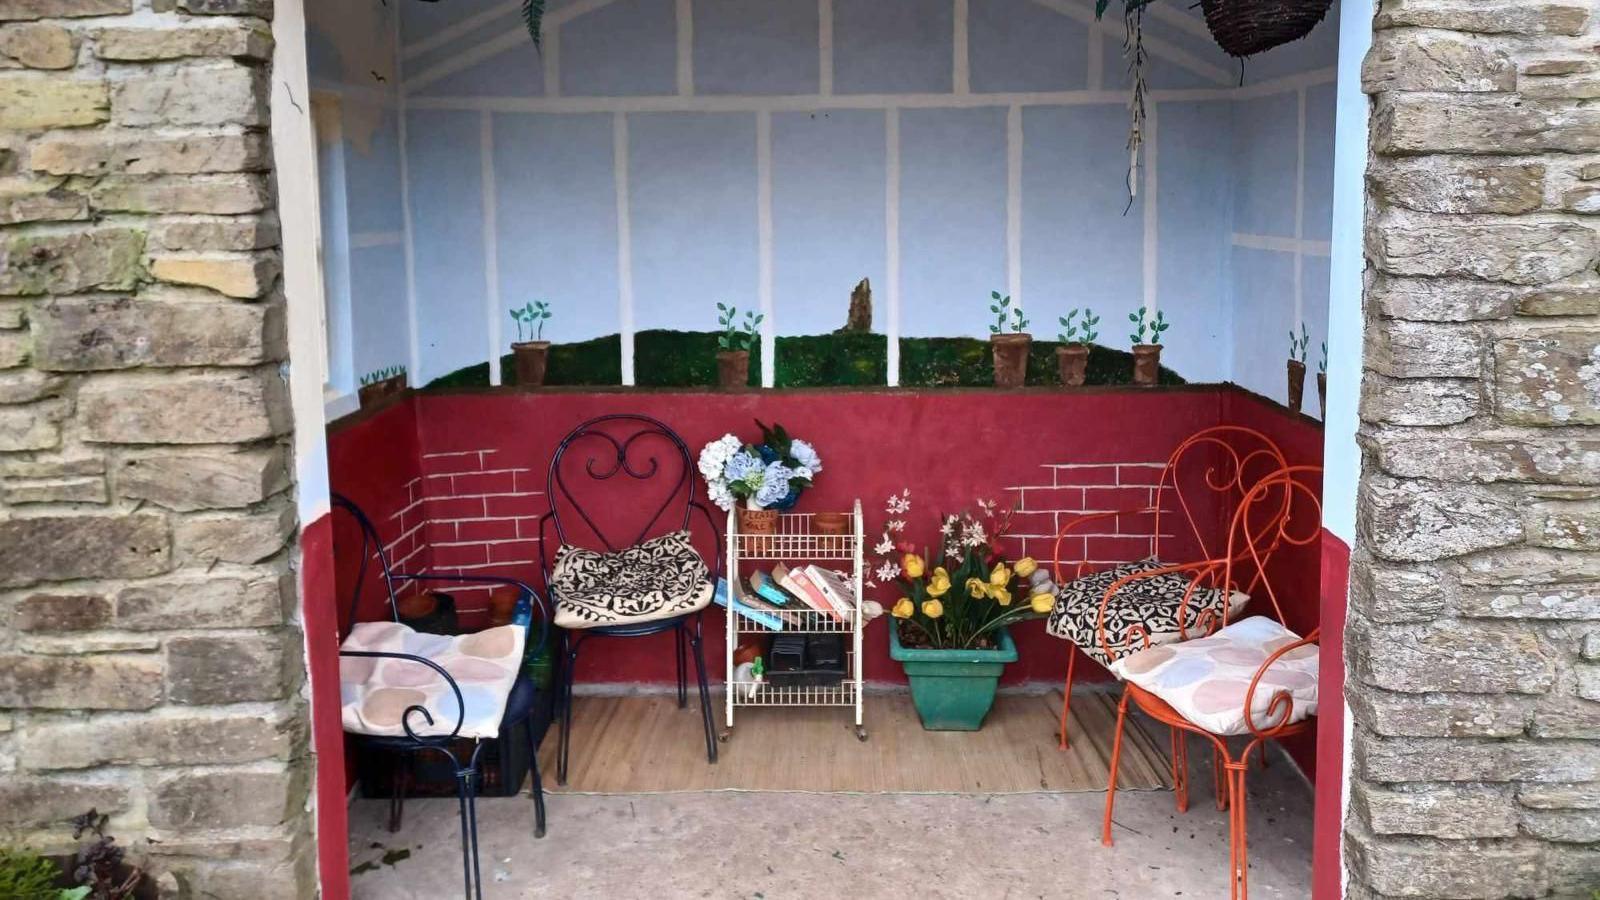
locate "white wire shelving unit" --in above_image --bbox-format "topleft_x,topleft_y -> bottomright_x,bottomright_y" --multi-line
722,499 -> 866,742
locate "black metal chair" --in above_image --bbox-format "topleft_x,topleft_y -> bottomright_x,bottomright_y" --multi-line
333,495 -> 549,900
536,414 -> 721,784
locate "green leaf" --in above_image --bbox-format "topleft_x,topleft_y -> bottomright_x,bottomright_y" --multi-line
990,291 -> 1001,300
521,0 -> 546,50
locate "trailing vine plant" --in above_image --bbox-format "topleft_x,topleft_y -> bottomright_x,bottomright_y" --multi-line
1095,0 -> 1157,213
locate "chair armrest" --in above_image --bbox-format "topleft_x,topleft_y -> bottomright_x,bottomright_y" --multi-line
388,573 -> 550,659
339,649 -> 465,746
1244,627 -> 1319,738
1051,507 -> 1158,584
1093,558 -> 1222,664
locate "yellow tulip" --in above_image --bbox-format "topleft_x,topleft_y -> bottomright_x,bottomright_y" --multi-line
965,577 -> 989,599
991,586 -> 1012,606
989,563 -> 1011,586
1014,556 -> 1038,578
921,599 -> 945,619
926,570 -> 951,598
1030,592 -> 1054,614
892,597 -> 915,619
902,553 -> 926,579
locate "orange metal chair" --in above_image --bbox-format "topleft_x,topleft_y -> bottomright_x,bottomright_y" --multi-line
1049,426 -> 1290,749
1100,464 -> 1322,900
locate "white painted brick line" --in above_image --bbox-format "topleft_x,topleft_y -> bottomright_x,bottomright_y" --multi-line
422,450 -> 480,460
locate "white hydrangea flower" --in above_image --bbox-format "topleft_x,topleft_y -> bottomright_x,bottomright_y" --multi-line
789,439 -> 822,474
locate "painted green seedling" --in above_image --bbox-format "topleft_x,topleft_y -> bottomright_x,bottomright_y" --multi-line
988,291 -> 1028,334
1128,307 -> 1169,346
511,300 -> 552,343
360,365 -> 406,386
1058,308 -> 1100,345
1288,321 -> 1309,363
716,302 -> 762,352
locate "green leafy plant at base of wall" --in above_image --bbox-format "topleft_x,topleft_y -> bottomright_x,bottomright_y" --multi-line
427,331 -> 1183,389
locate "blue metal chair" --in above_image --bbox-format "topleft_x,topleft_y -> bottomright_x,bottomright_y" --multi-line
535,414 -> 721,784
333,494 -> 549,900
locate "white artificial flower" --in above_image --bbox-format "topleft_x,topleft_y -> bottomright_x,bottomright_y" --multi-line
885,489 -> 912,515
962,520 -> 987,547
886,519 -> 906,533
875,561 -> 902,582
939,515 -> 957,537
706,480 -> 735,512
789,439 -> 822,474
791,464 -> 812,481
873,538 -> 895,555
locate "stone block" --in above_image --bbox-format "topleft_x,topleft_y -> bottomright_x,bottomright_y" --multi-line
1523,75 -> 1600,101
32,295 -> 282,370
174,503 -> 294,565
1361,622 -> 1554,694
20,711 -> 294,770
186,856 -> 318,900
29,131 -> 269,176
0,178 -> 88,225
0,0 -> 128,19
116,573 -> 284,630
1373,435 -> 1600,485
1368,211 -> 1598,285
1457,583 -> 1600,620
0,454 -> 102,478
0,778 -> 130,829
151,215 -> 278,251
149,766 -> 302,831
0,513 -> 169,587
1363,30 -> 1516,93
11,593 -> 110,631
112,65 -> 265,128
0,22 -> 78,68
1531,697 -> 1600,739
0,327 -> 26,366
1360,476 -> 1522,562
1356,784 -> 1519,838
0,474 -> 107,503
88,174 -> 269,216
1368,276 -> 1518,321
1374,95 -> 1600,156
1524,809 -> 1600,843
1494,329 -> 1600,425
1349,688 -> 1531,738
1367,320 -> 1484,378
79,370 -> 289,444
0,76 -> 106,129
1368,158 -> 1542,214
0,654 -> 162,710
177,0 -> 274,14
1565,185 -> 1600,214
1524,499 -> 1600,551
118,446 -> 288,511
166,631 -> 294,704
0,397 -> 66,449
1349,555 -> 1448,622
148,252 -> 279,299
1375,0 -> 1591,34
1517,280 -> 1600,317
0,226 -> 144,296
1360,376 -> 1480,426
1349,832 -> 1547,899
1520,785 -> 1600,810
1586,630 -> 1600,660
92,22 -> 271,61
1359,734 -> 1600,783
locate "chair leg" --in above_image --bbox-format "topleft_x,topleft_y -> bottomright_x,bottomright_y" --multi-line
1171,728 -> 1190,814
387,752 -> 410,833
524,717 -> 547,839
675,624 -> 688,709
1226,757 -> 1250,900
558,634 -> 578,786
688,629 -> 718,765
453,769 -> 479,900
1213,746 -> 1228,811
1100,689 -> 1130,847
1057,650 -> 1078,750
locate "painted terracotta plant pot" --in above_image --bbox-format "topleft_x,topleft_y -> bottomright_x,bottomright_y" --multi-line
1056,344 -> 1089,387
889,624 -> 1017,731
990,333 -> 1032,388
1287,359 -> 1307,412
1131,344 -> 1162,385
737,506 -> 779,554
716,349 -> 750,389
1317,371 -> 1327,419
812,511 -> 850,535
512,340 -> 551,387
357,372 -> 407,408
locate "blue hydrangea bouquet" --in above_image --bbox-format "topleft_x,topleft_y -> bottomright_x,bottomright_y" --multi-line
698,420 -> 823,514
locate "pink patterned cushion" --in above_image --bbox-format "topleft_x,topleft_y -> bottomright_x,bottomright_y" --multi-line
340,621 -> 524,740
1109,616 -> 1318,736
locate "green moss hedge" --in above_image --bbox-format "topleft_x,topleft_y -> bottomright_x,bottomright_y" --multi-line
425,331 -> 1183,389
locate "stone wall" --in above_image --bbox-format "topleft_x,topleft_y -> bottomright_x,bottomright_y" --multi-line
1351,0 -> 1600,896
0,0 -> 312,897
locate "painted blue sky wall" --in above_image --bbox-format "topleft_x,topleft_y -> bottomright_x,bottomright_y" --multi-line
311,0 -> 1340,401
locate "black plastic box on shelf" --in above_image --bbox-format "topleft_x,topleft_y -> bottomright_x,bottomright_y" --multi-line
767,633 -> 846,688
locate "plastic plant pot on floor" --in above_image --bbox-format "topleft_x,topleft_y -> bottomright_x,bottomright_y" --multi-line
889,625 -> 1018,731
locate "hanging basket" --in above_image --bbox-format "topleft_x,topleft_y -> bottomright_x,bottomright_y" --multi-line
1199,0 -> 1333,58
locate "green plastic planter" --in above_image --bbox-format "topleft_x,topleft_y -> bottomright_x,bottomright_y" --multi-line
889,625 -> 1018,731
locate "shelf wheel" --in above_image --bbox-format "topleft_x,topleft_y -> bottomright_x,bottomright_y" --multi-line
718,728 -> 733,743
855,725 -> 868,742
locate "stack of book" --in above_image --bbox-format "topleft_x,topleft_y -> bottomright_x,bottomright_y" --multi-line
713,563 -> 857,631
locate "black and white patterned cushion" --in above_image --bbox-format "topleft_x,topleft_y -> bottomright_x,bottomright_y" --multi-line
551,530 -> 714,629
1044,557 -> 1249,666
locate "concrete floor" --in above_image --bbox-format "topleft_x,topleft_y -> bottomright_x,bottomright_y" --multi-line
347,743 -> 1313,899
